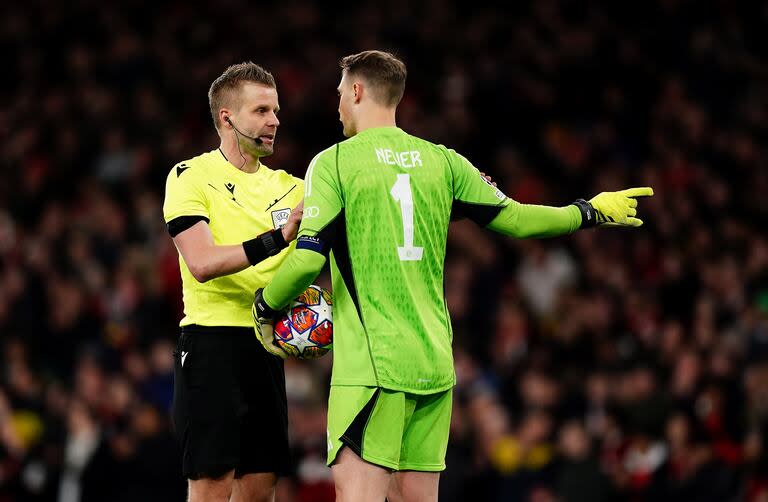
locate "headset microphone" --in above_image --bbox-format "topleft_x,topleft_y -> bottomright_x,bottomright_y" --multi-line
226,116 -> 263,145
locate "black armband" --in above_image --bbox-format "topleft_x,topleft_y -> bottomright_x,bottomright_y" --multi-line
571,199 -> 599,229
167,215 -> 209,237
242,229 -> 288,265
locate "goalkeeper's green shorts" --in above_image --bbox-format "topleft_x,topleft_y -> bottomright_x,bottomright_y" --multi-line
326,386 -> 452,471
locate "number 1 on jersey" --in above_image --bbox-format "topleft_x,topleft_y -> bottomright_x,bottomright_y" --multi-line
390,174 -> 424,261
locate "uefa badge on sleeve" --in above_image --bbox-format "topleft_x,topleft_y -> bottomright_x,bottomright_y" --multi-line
271,208 -> 291,229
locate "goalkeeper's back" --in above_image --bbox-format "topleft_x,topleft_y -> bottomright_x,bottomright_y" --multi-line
299,126 -> 509,393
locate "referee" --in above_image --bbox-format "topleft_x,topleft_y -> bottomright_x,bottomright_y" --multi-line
163,62 -> 303,502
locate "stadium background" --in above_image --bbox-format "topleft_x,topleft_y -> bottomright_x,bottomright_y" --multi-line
2,0 -> 768,500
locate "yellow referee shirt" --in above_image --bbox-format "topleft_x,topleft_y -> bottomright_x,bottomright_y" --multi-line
163,149 -> 303,327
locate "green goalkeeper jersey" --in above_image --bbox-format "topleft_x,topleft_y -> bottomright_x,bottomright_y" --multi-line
269,127 -> 515,393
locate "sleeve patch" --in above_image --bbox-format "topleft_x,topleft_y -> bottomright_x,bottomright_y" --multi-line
296,235 -> 327,254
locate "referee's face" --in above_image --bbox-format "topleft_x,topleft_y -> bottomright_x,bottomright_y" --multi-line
235,82 -> 280,157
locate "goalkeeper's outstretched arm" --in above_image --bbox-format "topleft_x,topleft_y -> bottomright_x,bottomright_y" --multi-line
487,187 -> 653,237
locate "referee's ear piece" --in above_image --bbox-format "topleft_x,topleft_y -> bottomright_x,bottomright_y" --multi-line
224,116 -> 232,125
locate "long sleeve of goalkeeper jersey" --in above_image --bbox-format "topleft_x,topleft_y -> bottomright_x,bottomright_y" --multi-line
263,146 -> 339,310
263,248 -> 326,310
486,200 -> 582,238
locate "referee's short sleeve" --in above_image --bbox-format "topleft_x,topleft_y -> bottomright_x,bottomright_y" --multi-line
163,162 -> 209,224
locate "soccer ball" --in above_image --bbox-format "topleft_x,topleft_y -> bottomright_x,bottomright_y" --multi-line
273,285 -> 333,359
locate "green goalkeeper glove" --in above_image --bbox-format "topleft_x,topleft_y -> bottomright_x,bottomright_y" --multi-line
572,187 -> 654,228
252,288 -> 289,359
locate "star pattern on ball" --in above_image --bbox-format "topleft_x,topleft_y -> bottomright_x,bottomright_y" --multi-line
306,293 -> 332,327
289,323 -> 316,354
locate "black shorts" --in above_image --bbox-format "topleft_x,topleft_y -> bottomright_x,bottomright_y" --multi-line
172,325 -> 290,479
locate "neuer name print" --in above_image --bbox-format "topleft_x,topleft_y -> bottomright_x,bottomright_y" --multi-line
375,148 -> 423,168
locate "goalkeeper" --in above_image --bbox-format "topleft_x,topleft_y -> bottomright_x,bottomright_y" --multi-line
254,50 -> 652,502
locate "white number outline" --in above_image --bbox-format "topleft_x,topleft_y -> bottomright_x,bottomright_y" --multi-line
390,174 -> 424,261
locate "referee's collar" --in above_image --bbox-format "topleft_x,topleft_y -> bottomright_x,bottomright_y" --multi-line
217,148 -> 266,176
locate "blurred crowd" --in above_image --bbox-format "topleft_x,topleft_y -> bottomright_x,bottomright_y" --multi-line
1,0 -> 768,500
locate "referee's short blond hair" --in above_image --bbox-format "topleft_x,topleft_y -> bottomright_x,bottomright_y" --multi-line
208,62 -> 276,130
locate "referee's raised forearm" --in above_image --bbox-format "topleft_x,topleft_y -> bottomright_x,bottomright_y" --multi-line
172,219 -> 292,283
